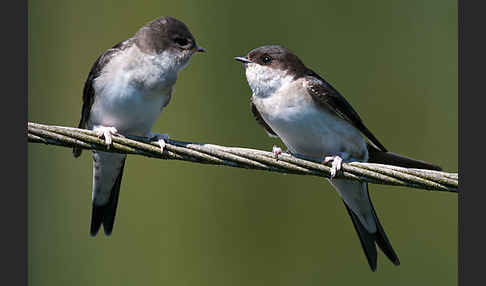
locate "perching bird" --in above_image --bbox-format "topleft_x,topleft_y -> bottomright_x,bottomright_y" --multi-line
73,16 -> 205,236
235,45 -> 441,271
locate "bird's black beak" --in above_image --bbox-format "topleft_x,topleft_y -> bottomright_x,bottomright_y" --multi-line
234,56 -> 252,63
195,45 -> 206,53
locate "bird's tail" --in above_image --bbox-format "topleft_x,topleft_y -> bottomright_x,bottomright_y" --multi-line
367,143 -> 442,171
330,178 -> 399,271
343,183 -> 400,271
90,152 -> 126,236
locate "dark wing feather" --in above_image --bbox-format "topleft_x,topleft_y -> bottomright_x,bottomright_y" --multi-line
305,70 -> 388,152
367,143 -> 442,170
73,39 -> 133,157
250,98 -> 279,138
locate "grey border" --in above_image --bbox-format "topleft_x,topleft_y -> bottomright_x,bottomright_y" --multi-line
458,0 -> 484,285
458,1 -> 462,285
2,0 -> 27,284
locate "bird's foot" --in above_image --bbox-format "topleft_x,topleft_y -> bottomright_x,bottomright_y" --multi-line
93,126 -> 119,149
323,155 -> 343,179
150,133 -> 170,153
272,145 -> 283,160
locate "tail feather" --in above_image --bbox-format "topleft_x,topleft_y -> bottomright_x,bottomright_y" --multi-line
371,201 -> 400,266
90,206 -> 103,236
367,143 -> 442,171
73,147 -> 82,158
73,121 -> 85,158
90,157 -> 126,236
343,184 -> 400,271
344,202 -> 378,271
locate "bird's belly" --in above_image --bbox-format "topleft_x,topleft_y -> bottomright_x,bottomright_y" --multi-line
266,104 -> 367,161
89,85 -> 169,137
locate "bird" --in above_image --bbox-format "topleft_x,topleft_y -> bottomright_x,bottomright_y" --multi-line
73,16 -> 205,236
234,45 -> 441,271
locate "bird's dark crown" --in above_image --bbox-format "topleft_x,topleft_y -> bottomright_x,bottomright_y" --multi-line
134,16 -> 198,55
245,45 -> 309,77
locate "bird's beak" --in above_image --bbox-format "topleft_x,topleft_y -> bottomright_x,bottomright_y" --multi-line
234,56 -> 252,63
195,46 -> 206,53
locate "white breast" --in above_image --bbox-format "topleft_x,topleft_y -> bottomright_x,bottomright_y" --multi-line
88,46 -> 180,136
245,63 -> 294,98
252,78 -> 368,162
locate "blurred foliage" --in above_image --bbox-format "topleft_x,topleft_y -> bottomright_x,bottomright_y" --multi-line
28,0 -> 457,285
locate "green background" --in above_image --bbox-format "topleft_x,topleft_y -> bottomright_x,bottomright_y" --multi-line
28,0 -> 457,285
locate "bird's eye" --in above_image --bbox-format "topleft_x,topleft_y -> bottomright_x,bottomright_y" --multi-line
261,55 -> 272,64
174,37 -> 189,46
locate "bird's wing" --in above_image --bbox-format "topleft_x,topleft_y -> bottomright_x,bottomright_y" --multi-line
73,39 -> 133,157
305,71 -> 387,152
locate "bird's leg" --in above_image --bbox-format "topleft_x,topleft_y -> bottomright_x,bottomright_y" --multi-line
149,132 -> 170,153
322,153 -> 347,179
93,126 -> 119,149
272,145 -> 283,160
